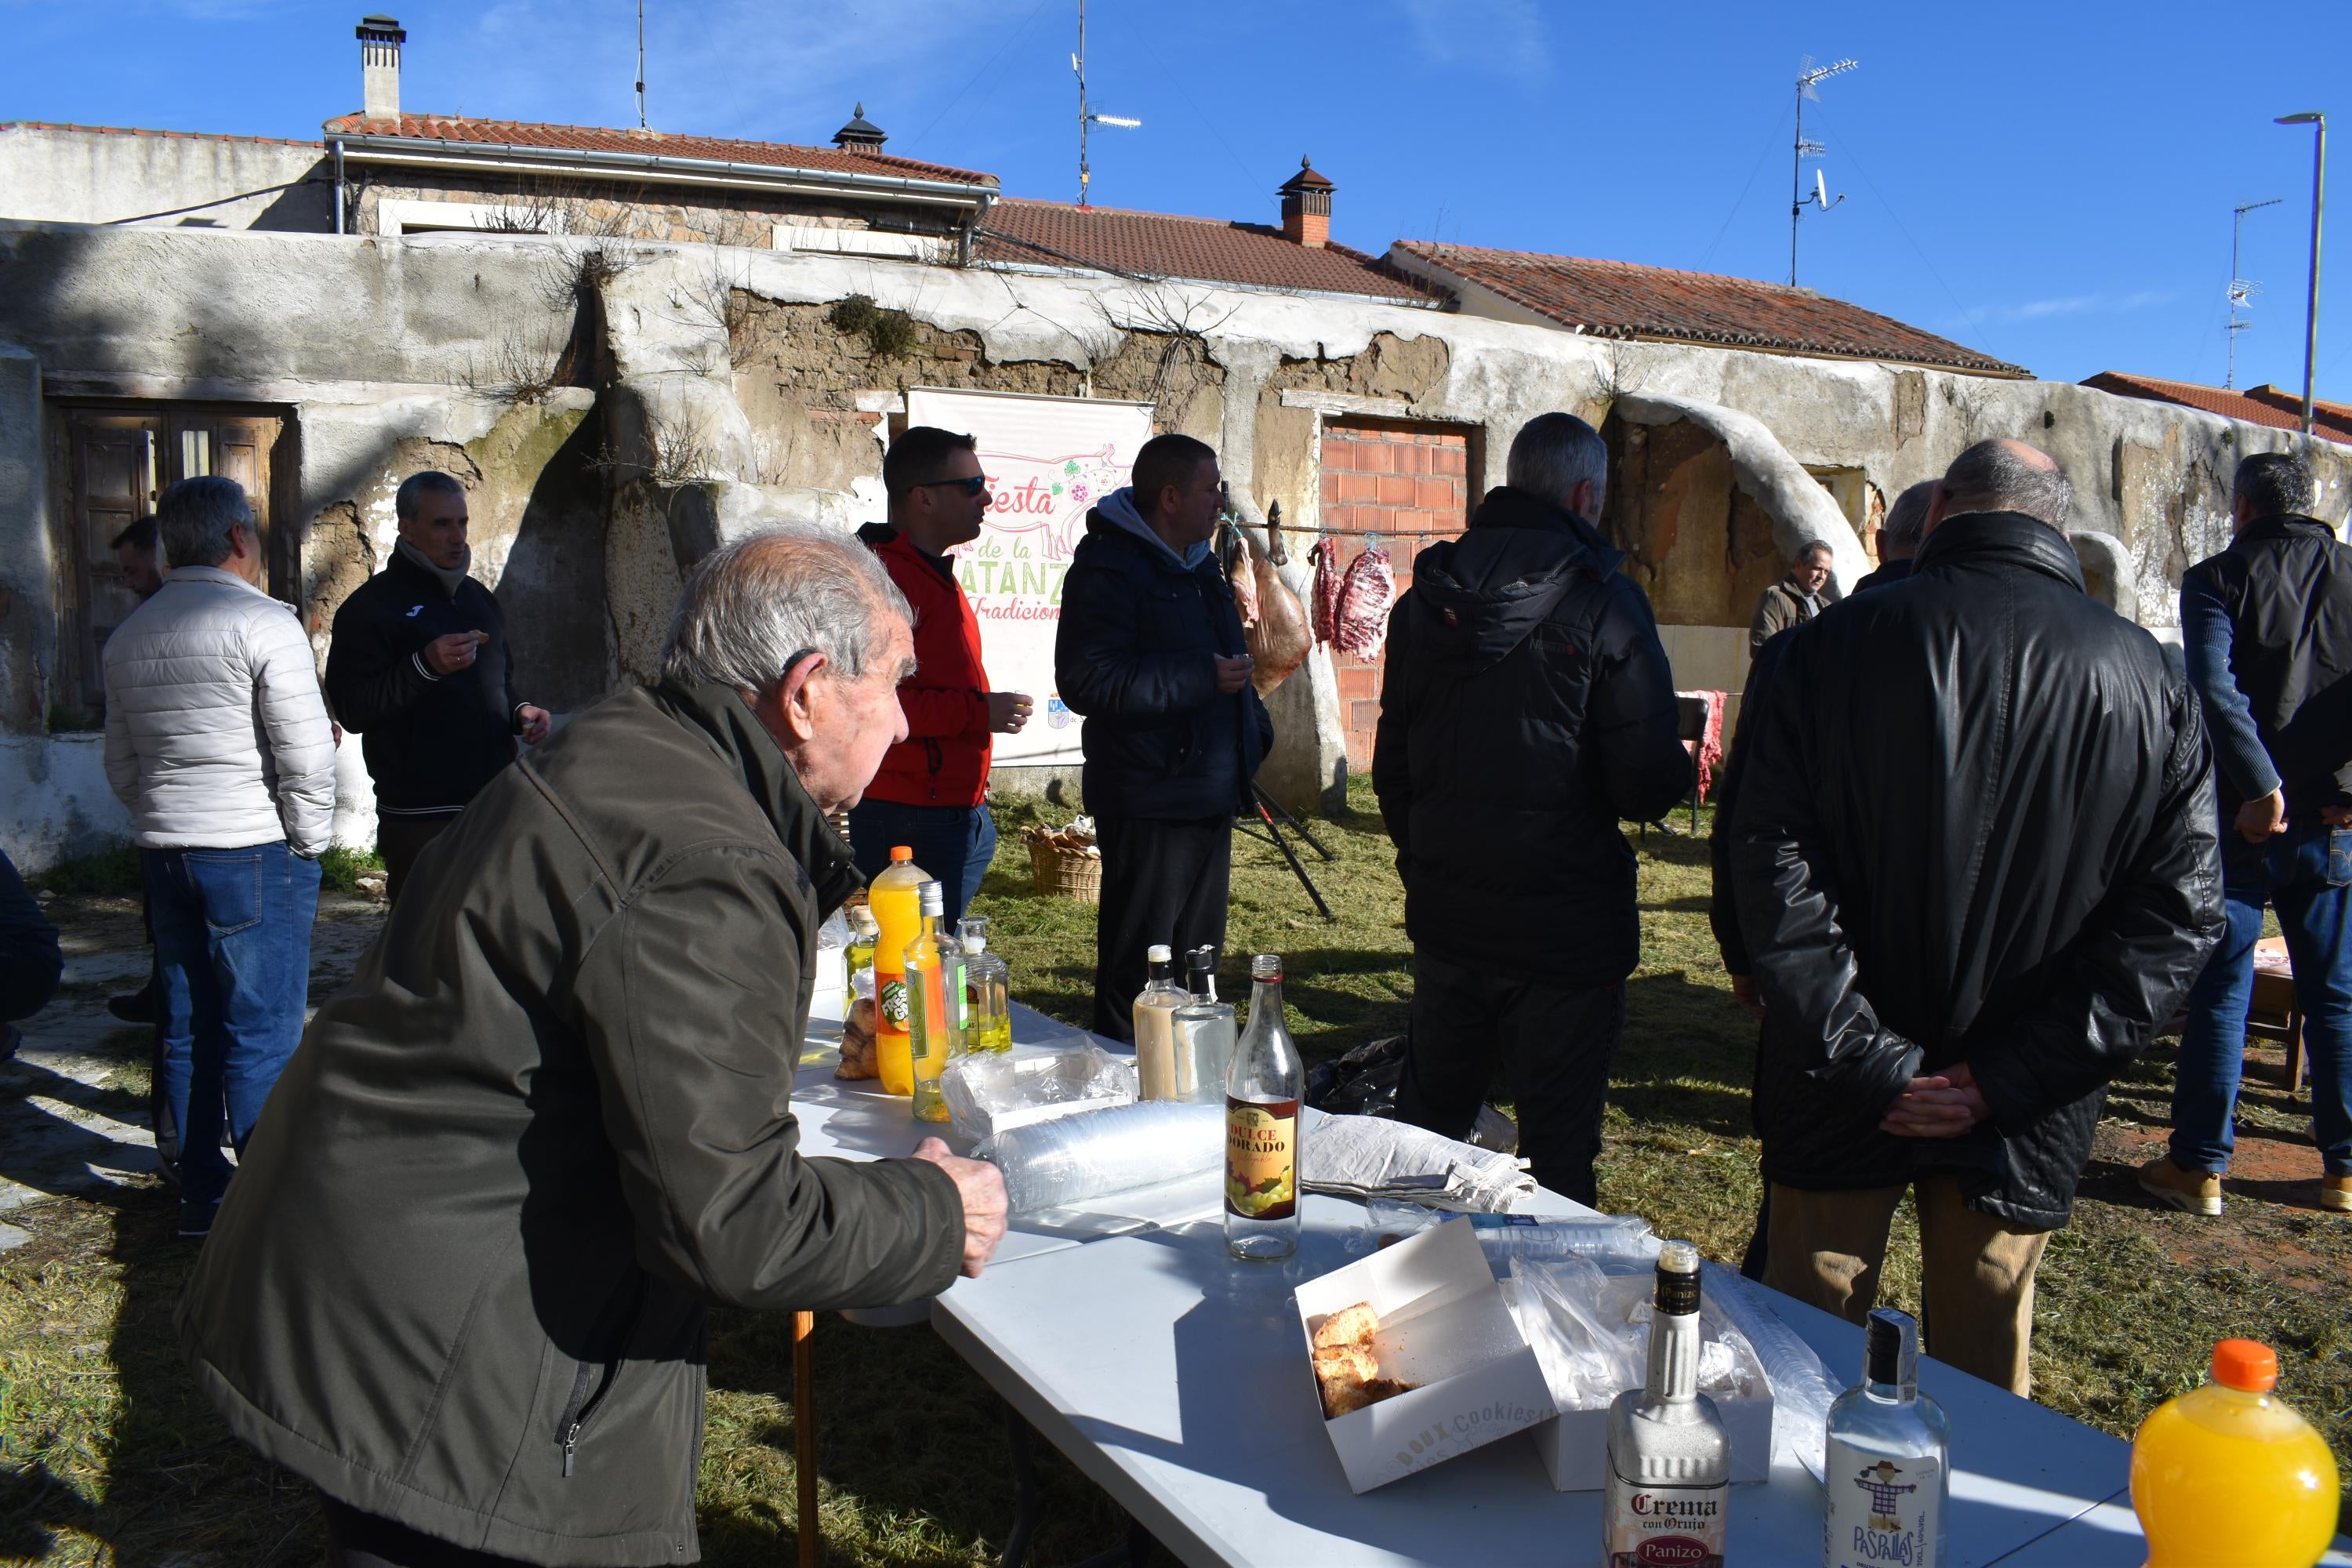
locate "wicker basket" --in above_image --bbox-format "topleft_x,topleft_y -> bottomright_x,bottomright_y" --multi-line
1026,837 -> 1103,903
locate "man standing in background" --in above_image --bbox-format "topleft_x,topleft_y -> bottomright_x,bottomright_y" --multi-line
1057,433 -> 1271,1041
104,476 -> 337,1239
325,472 -> 550,904
1375,412 -> 1691,1207
851,426 -> 1032,927
105,514 -> 166,1029
1749,539 -> 1838,663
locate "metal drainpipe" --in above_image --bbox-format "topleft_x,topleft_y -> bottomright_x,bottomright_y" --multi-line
961,190 -> 994,267
333,140 -> 346,234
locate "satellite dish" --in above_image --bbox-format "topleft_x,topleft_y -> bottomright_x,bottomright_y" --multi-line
1815,169 -> 1829,207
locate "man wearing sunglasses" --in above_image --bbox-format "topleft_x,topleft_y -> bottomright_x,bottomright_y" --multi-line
852,426 -> 1033,927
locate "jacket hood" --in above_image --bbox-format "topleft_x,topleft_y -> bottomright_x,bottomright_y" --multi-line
1914,510 -> 2086,592
651,677 -> 862,909
1407,487 -> 1619,673
1091,487 -> 1213,572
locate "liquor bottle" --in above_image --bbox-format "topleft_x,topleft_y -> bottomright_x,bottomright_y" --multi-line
1133,945 -> 1188,1101
868,847 -> 929,1096
1224,953 -> 1302,1260
844,902 -> 879,1020
1825,1308 -> 1949,1568
956,916 -> 1012,1055
1604,1240 -> 1729,1567
1171,946 -> 1235,1103
904,880 -> 962,1124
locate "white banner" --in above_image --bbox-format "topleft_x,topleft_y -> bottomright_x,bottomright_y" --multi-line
900,387 -> 1156,766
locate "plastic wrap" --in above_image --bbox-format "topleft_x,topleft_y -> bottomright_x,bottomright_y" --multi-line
1703,1262 -> 1840,1482
980,1101 -> 1221,1214
1505,1255 -> 1762,1414
1360,1200 -> 1657,1261
941,1045 -> 1134,1144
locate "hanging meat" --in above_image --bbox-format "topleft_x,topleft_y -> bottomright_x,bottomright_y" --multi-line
1244,503 -> 1311,699
1309,535 -> 1343,648
1333,544 -> 1396,662
1226,521 -> 1262,628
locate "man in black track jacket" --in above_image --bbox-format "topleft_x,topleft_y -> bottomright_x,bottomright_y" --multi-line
1728,438 -> 2222,1396
326,472 -> 551,902
1374,413 -> 1691,1206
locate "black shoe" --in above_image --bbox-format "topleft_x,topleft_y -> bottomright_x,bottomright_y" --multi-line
108,988 -> 159,1025
177,1199 -> 219,1239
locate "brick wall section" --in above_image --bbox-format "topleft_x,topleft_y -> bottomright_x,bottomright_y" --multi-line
1316,421 -> 1473,771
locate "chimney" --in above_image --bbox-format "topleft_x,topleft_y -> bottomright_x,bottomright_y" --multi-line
832,103 -> 887,154
1279,157 -> 1334,248
358,15 -> 405,122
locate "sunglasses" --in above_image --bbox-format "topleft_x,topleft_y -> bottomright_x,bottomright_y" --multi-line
914,474 -> 991,498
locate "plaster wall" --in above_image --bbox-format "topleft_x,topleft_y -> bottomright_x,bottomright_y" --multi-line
0,125 -> 332,230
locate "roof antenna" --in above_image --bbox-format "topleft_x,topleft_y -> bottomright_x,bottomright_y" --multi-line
1790,54 -> 1857,286
635,0 -> 648,129
2228,197 -> 2284,390
1073,0 -> 1140,207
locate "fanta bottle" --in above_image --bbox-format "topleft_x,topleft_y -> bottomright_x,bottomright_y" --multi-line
867,847 -> 929,1095
2131,1338 -> 2339,1567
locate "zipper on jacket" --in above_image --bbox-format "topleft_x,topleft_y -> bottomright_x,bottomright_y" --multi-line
554,1281 -> 647,1477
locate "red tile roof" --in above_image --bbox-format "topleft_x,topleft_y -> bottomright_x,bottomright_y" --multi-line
2081,372 -> 2352,445
0,120 -> 323,149
1391,241 -> 2026,377
976,198 -> 1443,303
321,114 -> 994,187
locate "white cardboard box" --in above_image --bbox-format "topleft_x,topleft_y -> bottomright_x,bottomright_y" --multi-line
1292,1218 -> 1556,1494
1528,1272 -> 1775,1490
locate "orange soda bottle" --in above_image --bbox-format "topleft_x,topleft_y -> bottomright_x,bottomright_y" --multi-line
2130,1338 -> 2339,1567
867,847 -> 929,1095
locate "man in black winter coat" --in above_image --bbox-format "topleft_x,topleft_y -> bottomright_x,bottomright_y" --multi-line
325,472 -> 552,903
1374,413 -> 1691,1206
1728,438 -> 2222,1396
0,848 -> 62,1064
1055,434 -> 1272,1040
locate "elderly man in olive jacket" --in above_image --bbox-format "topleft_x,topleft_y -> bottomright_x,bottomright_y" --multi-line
180,528 -> 1007,1568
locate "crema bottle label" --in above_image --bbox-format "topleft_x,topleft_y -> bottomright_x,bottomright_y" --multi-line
1826,1439 -> 1941,1568
1603,1472 -> 1726,1567
1223,1096 -> 1297,1220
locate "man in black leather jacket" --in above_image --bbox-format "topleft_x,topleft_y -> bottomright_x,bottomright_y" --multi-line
1727,439 -> 2222,1396
1375,413 -> 1690,1205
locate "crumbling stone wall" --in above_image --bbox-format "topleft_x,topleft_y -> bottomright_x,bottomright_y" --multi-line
351,175 -> 946,249
1601,413 -> 1787,628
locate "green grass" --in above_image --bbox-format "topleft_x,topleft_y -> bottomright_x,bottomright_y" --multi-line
29,848 -> 143,898
3,783 -> 2345,1564
316,845 -> 384,894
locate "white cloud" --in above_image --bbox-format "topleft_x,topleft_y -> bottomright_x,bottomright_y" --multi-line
1953,289 -> 2179,328
1397,0 -> 1550,80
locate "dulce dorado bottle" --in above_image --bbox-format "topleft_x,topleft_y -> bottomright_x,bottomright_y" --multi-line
1604,1240 -> 1730,1567
1826,1309 -> 1949,1568
1224,953 -> 1302,1260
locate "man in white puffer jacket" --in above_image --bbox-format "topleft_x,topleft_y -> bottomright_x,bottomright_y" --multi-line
104,476 -> 336,1238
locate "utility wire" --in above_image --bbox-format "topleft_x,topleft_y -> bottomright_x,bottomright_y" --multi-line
103,176 -> 329,226
1814,122 -> 2011,367
1696,99 -> 1791,274
910,0 -> 1056,150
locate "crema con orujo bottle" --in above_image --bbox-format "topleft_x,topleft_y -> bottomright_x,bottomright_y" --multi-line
1603,1240 -> 1729,1567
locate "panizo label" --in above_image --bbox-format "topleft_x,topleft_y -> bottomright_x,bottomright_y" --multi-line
878,978 -> 909,1029
1225,1097 -> 1297,1219
1605,1475 -> 1726,1568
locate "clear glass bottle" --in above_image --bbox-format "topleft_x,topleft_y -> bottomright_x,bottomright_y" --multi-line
1172,946 -> 1235,1104
1604,1240 -> 1730,1566
1224,953 -> 1302,1260
905,881 -> 962,1124
844,902 -> 879,1020
1133,945 -> 1188,1101
957,916 -> 1012,1055
1825,1308 -> 1949,1568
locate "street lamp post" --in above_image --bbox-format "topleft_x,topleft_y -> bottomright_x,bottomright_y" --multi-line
2276,111 -> 2327,436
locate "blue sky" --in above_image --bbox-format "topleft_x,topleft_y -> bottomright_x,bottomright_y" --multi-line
5,0 -> 2349,399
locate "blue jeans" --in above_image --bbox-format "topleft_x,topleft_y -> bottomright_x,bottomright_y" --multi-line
845,800 -> 998,930
144,843 -> 322,1207
2169,821 -> 2352,1178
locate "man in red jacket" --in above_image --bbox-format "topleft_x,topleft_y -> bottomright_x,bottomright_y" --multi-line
851,426 -> 1033,925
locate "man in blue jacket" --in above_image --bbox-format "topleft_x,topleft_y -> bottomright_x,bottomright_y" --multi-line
1055,434 -> 1272,1040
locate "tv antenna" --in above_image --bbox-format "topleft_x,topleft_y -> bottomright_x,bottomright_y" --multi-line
2227,197 -> 2284,390
634,0 -> 647,129
1073,0 -> 1140,207
1791,55 -> 1857,286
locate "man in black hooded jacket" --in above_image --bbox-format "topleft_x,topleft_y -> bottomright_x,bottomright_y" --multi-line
1374,413 -> 1691,1205
1728,438 -> 2221,1396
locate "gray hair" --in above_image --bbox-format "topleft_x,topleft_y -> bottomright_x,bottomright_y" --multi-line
1941,439 -> 2073,528
1507,412 -> 1610,517
155,476 -> 255,569
1882,481 -> 1936,555
396,470 -> 469,522
659,524 -> 913,696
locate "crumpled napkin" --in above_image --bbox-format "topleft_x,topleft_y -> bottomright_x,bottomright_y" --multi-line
1300,1110 -> 1535,1212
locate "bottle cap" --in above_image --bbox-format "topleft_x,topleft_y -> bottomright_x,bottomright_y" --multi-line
2212,1338 -> 2278,1392
1250,953 -> 1281,980
1147,944 -> 1174,962
1653,1239 -> 1700,1316
961,933 -> 985,954
1865,1308 -> 1920,1387
889,845 -> 913,862
918,880 -> 943,915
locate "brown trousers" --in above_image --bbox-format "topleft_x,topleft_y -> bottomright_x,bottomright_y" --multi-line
376,815 -> 455,906
1763,1176 -> 2052,1397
